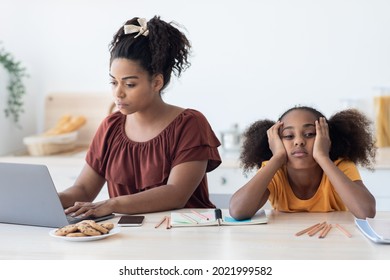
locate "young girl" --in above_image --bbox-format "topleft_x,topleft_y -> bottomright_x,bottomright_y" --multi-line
59,16 -> 221,218
229,106 -> 377,220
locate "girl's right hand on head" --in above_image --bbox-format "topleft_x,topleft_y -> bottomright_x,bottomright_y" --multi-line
267,121 -> 287,163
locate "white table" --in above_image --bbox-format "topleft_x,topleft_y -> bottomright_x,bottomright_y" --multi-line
1,210 -> 389,260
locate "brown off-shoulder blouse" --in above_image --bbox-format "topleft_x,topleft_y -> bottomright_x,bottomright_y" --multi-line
86,109 -> 221,208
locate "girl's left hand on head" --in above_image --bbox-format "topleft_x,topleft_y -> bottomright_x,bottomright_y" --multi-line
313,117 -> 331,160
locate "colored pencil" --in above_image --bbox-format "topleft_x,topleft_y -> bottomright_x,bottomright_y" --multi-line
191,210 -> 209,220
155,216 -> 167,229
295,223 -> 320,236
307,222 -> 326,236
166,216 -> 171,229
335,223 -> 352,238
319,224 -> 332,238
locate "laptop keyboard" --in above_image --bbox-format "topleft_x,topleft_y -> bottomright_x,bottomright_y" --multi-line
66,215 -> 81,224
66,213 -> 115,224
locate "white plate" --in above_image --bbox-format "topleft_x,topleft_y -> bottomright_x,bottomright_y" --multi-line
49,227 -> 120,242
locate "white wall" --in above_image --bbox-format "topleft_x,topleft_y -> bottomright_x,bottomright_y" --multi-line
1,0 -> 390,155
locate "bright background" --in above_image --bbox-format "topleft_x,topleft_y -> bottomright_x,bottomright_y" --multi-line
1,0 -> 390,155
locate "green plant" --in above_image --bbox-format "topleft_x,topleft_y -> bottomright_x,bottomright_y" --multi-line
0,43 -> 28,124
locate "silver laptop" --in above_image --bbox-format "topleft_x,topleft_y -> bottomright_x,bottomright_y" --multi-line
0,162 -> 114,228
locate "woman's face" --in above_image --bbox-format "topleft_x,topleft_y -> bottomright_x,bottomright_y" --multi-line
280,109 -> 318,169
109,58 -> 162,115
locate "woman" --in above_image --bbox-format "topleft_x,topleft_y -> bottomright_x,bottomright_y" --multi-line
59,16 -> 221,218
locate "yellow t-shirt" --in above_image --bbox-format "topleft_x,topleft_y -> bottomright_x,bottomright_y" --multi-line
262,159 -> 361,213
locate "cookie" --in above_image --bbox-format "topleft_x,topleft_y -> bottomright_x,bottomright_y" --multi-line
54,224 -> 78,236
54,220 -> 114,238
77,224 -> 102,236
83,220 -> 109,234
100,222 -> 114,231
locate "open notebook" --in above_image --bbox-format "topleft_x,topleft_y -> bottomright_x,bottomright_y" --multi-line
0,162 -> 114,228
355,218 -> 390,244
170,209 -> 268,227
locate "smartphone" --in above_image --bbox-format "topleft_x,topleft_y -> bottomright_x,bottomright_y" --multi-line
117,215 -> 145,227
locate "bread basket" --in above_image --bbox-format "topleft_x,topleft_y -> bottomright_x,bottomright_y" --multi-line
23,131 -> 78,156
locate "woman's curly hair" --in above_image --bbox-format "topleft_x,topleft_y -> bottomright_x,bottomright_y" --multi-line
109,16 -> 191,92
240,106 -> 377,174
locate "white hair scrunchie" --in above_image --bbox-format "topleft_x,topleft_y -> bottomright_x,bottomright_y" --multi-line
123,18 -> 149,38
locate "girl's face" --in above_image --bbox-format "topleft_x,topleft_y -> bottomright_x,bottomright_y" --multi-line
280,109 -> 318,169
109,58 -> 162,115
